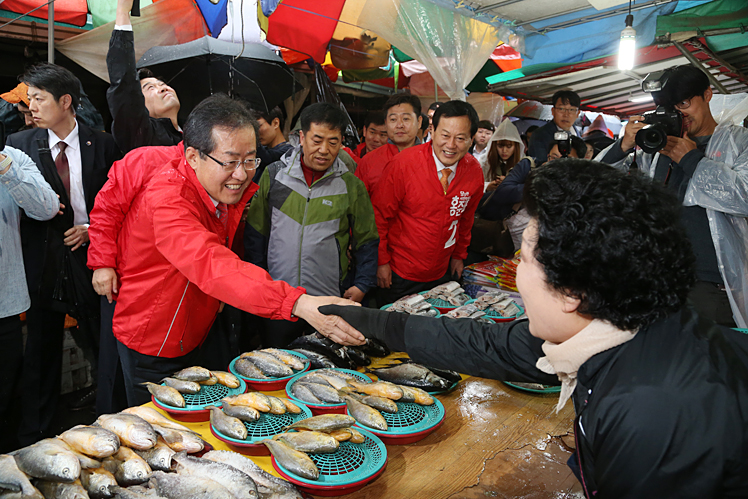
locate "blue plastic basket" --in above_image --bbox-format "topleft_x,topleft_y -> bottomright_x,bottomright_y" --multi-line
286,369 -> 371,409
211,401 -> 314,446
463,298 -> 524,321
503,381 -> 561,394
272,427 -> 387,488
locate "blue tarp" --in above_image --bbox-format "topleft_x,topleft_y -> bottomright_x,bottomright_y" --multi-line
194,0 -> 229,37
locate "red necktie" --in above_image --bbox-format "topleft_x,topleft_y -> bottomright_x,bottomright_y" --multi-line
55,142 -> 70,199
217,203 -> 228,231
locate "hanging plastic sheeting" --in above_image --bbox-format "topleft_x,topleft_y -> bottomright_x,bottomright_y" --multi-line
329,0 -> 390,70
466,92 -> 505,129
354,0 -> 500,101
88,0 -> 153,28
311,62 -> 360,145
710,93 -> 748,128
57,0 -> 208,82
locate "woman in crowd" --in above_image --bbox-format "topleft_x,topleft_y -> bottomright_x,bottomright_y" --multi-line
481,119 -> 523,189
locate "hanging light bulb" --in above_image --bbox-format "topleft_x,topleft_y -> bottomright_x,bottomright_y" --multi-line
618,13 -> 636,70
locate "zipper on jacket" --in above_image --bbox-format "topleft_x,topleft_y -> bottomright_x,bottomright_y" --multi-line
158,281 -> 190,356
298,187 -> 311,286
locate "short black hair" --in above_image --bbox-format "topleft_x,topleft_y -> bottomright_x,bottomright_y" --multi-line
420,113 -> 430,132
383,94 -> 421,117
428,101 -> 443,112
22,63 -> 81,111
183,94 -> 258,154
523,159 -> 695,330
476,120 -> 495,132
432,100 -> 480,137
300,102 -> 348,134
653,65 -> 711,109
551,90 -> 581,109
257,105 -> 285,130
363,110 -> 385,129
547,135 -> 587,158
526,125 -> 539,135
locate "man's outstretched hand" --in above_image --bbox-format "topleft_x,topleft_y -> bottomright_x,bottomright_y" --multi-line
292,295 -> 365,346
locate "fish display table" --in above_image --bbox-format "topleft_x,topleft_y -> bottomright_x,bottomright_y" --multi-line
147,353 -> 578,498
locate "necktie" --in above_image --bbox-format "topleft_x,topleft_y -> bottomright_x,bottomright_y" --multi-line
216,203 -> 228,231
55,142 -> 70,199
439,168 -> 452,194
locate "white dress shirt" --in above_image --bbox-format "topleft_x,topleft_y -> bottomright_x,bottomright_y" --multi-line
49,123 -> 88,225
433,151 -> 457,186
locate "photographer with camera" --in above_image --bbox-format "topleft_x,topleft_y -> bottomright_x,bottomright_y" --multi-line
598,65 -> 748,328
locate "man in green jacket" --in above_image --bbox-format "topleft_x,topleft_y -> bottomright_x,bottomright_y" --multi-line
245,103 -> 379,346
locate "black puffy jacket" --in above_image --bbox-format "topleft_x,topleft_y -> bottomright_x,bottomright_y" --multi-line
382,307 -> 748,498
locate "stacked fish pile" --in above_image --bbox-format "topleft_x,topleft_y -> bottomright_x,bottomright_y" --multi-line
443,304 -> 491,321
207,393 -> 303,440
289,369 -> 434,432
288,333 -> 390,370
422,281 -> 471,307
371,363 -> 461,392
143,366 -> 241,408
473,291 -> 522,318
385,294 -> 439,316
0,405 -> 304,499
233,349 -> 308,380
261,414 -> 365,480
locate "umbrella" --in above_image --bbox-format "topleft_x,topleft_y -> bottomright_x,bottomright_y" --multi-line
137,35 -> 301,115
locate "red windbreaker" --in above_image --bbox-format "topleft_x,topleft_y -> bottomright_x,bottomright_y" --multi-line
354,143 -> 398,196
88,144 -> 181,271
106,148 -> 304,357
372,143 -> 483,282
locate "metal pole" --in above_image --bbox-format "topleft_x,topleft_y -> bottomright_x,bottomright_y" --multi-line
673,41 -> 729,94
48,0 -> 54,63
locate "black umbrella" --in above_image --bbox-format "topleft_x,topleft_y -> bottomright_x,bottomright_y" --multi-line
137,36 -> 301,116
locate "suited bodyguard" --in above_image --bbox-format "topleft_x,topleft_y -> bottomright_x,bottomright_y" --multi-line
6,63 -> 121,445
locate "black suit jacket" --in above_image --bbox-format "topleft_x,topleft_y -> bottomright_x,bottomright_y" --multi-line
6,121 -> 122,297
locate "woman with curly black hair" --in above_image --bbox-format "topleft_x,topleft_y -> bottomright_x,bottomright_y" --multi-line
320,158 -> 748,498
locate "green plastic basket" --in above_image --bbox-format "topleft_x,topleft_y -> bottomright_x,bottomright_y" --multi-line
352,398 -> 444,437
418,291 -> 461,310
211,402 -> 313,446
151,378 -> 247,422
286,369 -> 371,410
503,381 -> 561,394
272,427 -> 387,487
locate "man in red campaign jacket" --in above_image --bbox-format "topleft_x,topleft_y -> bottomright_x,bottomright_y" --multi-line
355,94 -> 423,196
373,101 -> 484,305
352,110 -> 387,161
91,95 -> 363,406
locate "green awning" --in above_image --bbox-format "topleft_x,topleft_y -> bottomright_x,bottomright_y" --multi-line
656,0 -> 748,38
485,62 -> 568,86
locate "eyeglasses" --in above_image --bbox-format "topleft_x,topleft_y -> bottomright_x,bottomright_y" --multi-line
674,98 -> 691,110
205,152 -> 261,172
554,107 -> 579,115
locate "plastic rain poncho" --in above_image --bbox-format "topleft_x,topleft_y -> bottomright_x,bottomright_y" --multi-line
596,124 -> 748,328
480,119 -> 525,181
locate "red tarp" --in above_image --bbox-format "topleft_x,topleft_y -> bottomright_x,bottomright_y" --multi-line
1,0 -> 88,26
266,0 -> 346,63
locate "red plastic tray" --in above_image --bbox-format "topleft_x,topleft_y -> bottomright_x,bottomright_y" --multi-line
151,397 -> 211,423
272,457 -> 387,497
209,425 -> 268,456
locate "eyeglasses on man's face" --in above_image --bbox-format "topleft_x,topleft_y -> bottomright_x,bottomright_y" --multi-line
554,106 -> 579,115
674,98 -> 692,110
205,152 -> 261,172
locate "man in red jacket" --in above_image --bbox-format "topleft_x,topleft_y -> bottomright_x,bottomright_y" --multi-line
90,95 -> 362,405
355,94 -> 423,196
352,111 -> 387,161
373,100 -> 484,305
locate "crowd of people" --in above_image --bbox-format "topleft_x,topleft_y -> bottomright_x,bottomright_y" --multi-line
0,0 -> 747,493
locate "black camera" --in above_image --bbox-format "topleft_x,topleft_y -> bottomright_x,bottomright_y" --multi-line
554,131 -> 572,158
634,70 -> 685,154
635,106 -> 685,154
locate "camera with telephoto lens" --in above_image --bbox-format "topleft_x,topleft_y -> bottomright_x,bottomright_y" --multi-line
554,131 -> 572,158
634,71 -> 686,154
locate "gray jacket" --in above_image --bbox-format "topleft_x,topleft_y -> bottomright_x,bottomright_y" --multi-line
0,146 -> 59,318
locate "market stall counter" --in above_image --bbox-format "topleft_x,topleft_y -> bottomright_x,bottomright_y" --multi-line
144,352 -> 578,498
